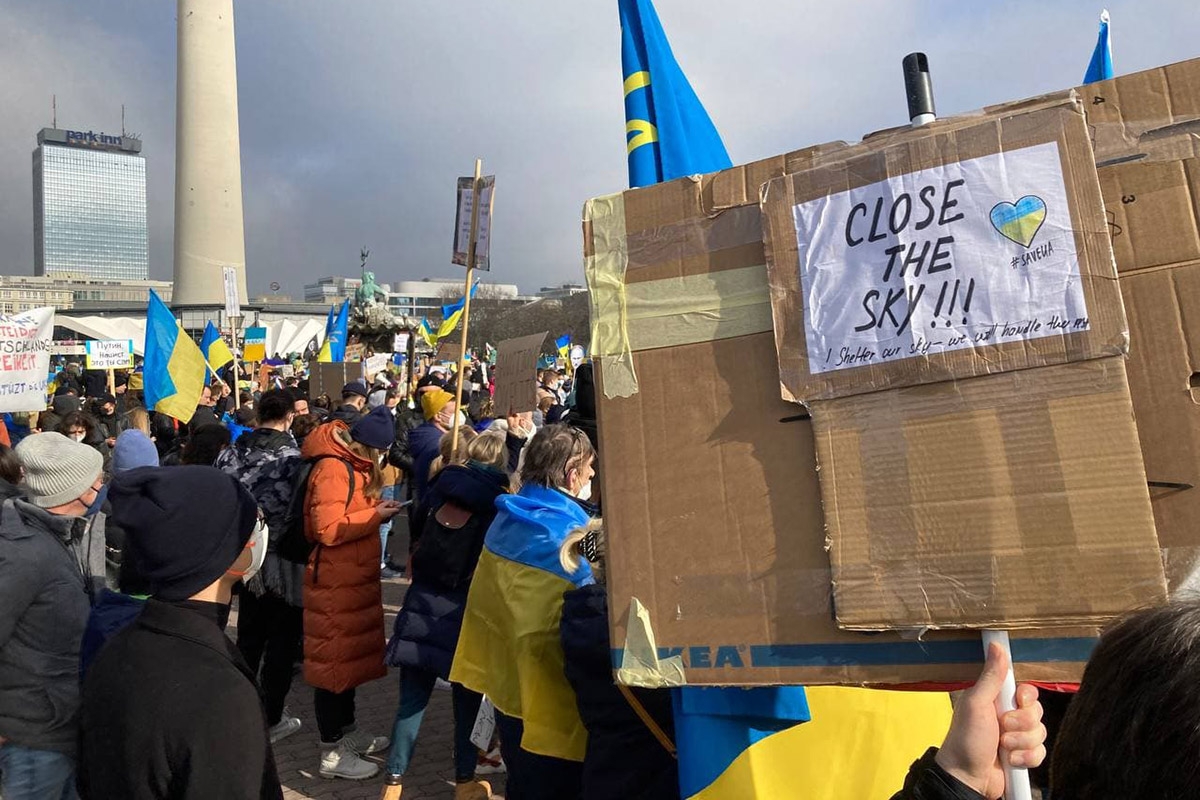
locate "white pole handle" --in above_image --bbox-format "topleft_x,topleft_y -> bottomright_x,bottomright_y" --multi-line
981,630 -> 1033,800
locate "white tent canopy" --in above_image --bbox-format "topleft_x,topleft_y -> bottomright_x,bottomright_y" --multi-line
56,314 -> 327,360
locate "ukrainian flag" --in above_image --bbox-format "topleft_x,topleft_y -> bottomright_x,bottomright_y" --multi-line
620,0 -> 732,188
678,687 -> 951,799
143,290 -> 207,422
555,334 -> 571,361
418,318 -> 438,349
200,321 -> 235,382
435,282 -> 479,341
317,300 -> 349,362
451,483 -> 593,762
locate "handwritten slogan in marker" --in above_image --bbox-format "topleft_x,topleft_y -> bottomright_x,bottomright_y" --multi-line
0,307 -> 55,413
793,142 -> 1088,374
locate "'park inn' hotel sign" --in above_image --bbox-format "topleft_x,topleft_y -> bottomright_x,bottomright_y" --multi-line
37,127 -> 142,154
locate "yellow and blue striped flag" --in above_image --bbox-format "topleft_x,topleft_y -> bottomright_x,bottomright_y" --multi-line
1083,9 -> 1113,83
200,321 -> 235,382
317,300 -> 349,362
620,0 -> 732,188
435,281 -> 480,341
451,483 -> 594,762
555,334 -> 571,362
143,290 -> 207,422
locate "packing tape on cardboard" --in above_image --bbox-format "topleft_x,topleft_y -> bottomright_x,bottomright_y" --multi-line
617,597 -> 687,688
585,194 -> 774,398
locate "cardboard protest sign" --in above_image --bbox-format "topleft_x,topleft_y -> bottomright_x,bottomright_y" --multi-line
434,341 -> 462,364
453,175 -> 495,270
493,332 -> 547,414
761,100 -> 1127,402
242,327 -> 267,362
361,353 -> 389,380
85,339 -> 134,370
0,307 -> 55,413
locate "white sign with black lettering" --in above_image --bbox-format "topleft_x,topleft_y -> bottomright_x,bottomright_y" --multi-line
794,142 -> 1087,374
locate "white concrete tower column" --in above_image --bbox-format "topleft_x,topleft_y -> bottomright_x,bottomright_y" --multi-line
172,0 -> 248,307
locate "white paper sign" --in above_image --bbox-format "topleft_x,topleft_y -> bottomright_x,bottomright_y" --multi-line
361,353 -> 389,379
85,339 -> 134,370
392,332 -> 410,353
469,697 -> 497,751
795,142 -> 1088,374
453,175 -> 495,270
222,266 -> 241,319
0,307 -> 55,413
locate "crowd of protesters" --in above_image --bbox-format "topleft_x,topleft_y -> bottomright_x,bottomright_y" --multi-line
0,353 -> 1195,800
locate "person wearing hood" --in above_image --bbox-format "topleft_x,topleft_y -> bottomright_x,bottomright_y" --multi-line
0,433 -> 105,800
381,431 -> 511,800
91,393 -> 127,449
214,390 -> 306,744
451,424 -> 598,800
77,466 -> 284,800
302,406 -> 403,781
38,390 -> 81,435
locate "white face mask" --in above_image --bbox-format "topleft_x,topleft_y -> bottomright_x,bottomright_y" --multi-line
71,432 -> 86,443
576,481 -> 593,502
235,518 -> 269,583
458,411 -> 468,427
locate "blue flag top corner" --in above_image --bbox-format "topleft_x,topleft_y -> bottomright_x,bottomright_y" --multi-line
1083,8 -> 1113,84
619,0 -> 733,188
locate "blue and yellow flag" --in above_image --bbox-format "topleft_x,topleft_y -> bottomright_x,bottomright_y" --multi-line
200,321 -> 235,381
317,306 -> 335,362
1083,9 -> 1113,83
317,300 -> 349,362
555,334 -> 571,361
417,318 -> 438,349
435,281 -> 479,341
143,290 -> 207,422
619,0 -> 732,188
451,483 -> 593,762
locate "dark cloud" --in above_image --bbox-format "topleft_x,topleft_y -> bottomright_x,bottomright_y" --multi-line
0,1 -> 1195,295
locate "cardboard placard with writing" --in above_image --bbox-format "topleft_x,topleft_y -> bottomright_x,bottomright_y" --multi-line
0,307 -> 54,413
761,99 -> 1127,402
493,332 -> 546,415
85,339 -> 134,370
434,340 -> 462,364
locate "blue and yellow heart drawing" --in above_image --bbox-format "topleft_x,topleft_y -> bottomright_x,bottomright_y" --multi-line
990,195 -> 1047,248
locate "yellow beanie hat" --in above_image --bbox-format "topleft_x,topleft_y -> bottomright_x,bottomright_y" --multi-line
421,389 -> 454,421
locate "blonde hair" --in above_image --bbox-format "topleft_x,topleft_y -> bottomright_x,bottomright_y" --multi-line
467,430 -> 507,472
428,427 -> 477,481
126,407 -> 151,436
337,428 -> 386,500
559,518 -> 605,585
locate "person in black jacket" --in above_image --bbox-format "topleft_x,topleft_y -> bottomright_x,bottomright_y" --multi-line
559,521 -> 679,800
78,465 -> 283,800
381,431 -> 511,800
891,643 -> 1045,800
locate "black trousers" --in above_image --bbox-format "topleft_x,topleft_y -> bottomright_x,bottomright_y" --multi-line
235,590 -> 303,726
495,711 -> 582,800
314,688 -> 357,743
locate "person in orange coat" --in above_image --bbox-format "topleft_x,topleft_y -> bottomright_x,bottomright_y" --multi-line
302,407 -> 404,781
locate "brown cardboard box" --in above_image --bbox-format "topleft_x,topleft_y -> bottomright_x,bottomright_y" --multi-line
1100,155 -> 1200,595
761,99 -> 1126,403
809,357 -> 1164,629
586,152 -> 1104,686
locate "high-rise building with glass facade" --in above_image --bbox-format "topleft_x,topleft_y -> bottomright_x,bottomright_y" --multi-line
33,127 -> 148,281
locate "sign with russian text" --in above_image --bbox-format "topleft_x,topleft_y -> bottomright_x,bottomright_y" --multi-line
0,307 -> 55,413
85,339 -> 134,370
794,142 -> 1086,374
243,327 -> 267,362
452,175 -> 495,270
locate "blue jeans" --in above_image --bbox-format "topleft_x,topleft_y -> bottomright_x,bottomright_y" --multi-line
379,484 -> 400,565
385,668 -> 483,781
0,743 -> 78,800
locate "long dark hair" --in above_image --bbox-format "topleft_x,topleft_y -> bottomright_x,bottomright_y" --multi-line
0,444 -> 21,485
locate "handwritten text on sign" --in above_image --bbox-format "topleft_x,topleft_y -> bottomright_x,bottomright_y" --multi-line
85,339 -> 134,370
0,307 -> 54,413
793,142 -> 1088,373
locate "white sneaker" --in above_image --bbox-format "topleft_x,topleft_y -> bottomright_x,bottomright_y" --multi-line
319,741 -> 380,780
268,716 -> 302,744
341,726 -> 391,755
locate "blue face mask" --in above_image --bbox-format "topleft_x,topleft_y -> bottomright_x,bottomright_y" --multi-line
84,484 -> 107,517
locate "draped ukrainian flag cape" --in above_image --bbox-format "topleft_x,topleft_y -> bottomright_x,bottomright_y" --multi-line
143,290 -> 207,422
451,483 -> 594,762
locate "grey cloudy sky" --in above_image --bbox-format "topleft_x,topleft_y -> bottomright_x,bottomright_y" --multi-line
0,1 -> 1194,296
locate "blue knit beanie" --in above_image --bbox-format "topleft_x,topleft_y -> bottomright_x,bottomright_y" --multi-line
113,430 -> 159,473
350,405 -> 395,450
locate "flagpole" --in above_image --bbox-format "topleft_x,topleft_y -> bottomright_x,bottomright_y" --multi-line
450,157 -> 482,459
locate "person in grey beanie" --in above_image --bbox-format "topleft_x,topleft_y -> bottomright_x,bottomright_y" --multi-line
0,432 -> 106,800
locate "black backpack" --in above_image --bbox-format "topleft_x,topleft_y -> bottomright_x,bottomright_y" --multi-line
277,455 -> 355,565
410,501 -> 491,590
